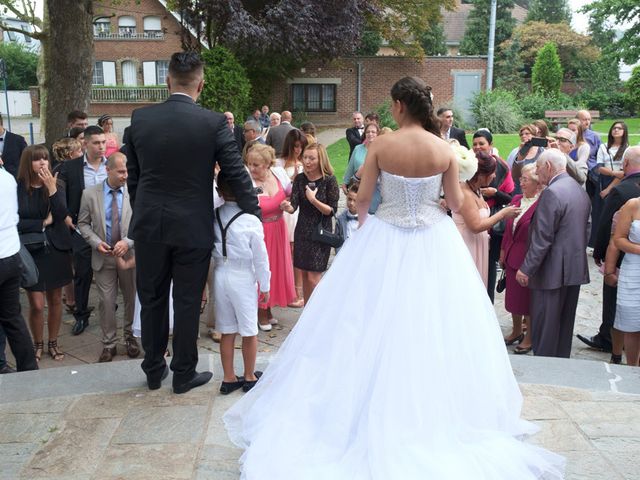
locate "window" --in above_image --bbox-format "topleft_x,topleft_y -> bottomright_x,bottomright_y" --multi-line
7,31 -> 16,41
93,62 -> 104,86
143,16 -> 162,37
155,61 -> 169,85
291,83 -> 336,112
94,19 -> 110,36
118,16 -> 136,35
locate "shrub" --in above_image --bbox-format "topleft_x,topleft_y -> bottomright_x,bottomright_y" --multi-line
574,90 -> 635,118
519,91 -> 579,121
199,46 -> 251,116
470,89 -> 523,133
627,66 -> 640,114
531,42 -> 563,97
374,100 -> 398,130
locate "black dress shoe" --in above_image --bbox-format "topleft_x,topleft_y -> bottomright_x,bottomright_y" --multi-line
576,334 -> 612,353
242,371 -> 263,392
71,317 -> 89,335
173,371 -> 213,395
147,365 -> 169,390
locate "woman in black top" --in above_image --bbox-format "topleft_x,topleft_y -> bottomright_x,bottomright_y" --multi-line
17,145 -> 72,362
280,142 -> 339,302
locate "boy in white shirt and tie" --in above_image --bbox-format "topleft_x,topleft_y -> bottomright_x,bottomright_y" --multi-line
214,171 -> 270,394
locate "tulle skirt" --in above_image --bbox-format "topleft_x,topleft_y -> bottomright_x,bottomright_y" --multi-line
224,215 -> 565,479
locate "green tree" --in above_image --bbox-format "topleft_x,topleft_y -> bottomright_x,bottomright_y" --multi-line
199,46 -> 251,116
526,0 -> 571,24
356,30 -> 383,56
531,42 -> 563,97
494,34 -> 526,94
627,66 -> 640,112
459,0 -> 516,56
0,42 -> 38,90
500,21 -> 599,78
419,22 -> 447,56
581,0 -> 640,64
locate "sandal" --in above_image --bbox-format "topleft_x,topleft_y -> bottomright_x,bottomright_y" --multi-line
47,340 -> 65,361
514,345 -> 532,355
34,341 -> 44,362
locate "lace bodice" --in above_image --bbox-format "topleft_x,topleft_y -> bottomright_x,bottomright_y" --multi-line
374,171 -> 448,228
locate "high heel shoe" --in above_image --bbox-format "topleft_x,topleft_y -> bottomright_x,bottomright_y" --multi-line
47,340 -> 65,361
33,341 -> 44,362
504,333 -> 524,346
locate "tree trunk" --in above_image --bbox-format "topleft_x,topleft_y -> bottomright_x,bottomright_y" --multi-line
41,0 -> 94,147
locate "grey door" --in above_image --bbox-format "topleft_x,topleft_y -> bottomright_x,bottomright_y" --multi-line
453,72 -> 482,123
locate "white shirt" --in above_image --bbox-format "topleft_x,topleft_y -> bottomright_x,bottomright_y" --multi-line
83,154 -> 108,188
0,167 -> 21,258
213,202 -> 271,290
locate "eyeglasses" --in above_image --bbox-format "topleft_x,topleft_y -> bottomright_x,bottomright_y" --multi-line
612,126 -> 624,131
244,129 -> 255,133
556,137 -> 571,143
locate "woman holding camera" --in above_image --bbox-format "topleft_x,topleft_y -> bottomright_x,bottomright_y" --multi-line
506,124 -> 545,195
280,142 -> 339,303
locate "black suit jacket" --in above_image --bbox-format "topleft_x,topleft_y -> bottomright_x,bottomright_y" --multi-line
346,127 -> 364,157
449,127 -> 469,149
56,155 -> 85,223
2,130 -> 28,178
127,94 -> 259,249
593,172 -> 640,261
232,125 -> 244,153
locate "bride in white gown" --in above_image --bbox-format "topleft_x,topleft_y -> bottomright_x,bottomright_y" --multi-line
223,77 -> 565,479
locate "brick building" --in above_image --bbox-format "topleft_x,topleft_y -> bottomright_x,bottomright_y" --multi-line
270,56 -> 487,125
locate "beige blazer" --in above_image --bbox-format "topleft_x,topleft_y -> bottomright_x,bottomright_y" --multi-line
78,182 -> 134,271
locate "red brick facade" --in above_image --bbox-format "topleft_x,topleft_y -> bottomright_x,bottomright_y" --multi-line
270,56 -> 487,125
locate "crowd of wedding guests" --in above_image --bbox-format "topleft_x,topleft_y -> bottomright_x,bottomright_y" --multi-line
1,101 -> 640,375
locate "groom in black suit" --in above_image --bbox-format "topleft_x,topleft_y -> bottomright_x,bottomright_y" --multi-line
127,52 -> 260,394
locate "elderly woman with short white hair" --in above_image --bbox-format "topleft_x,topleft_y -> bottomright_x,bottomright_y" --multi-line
499,163 -> 543,353
549,127 -> 587,186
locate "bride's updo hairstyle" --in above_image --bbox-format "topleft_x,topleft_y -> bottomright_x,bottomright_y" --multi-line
390,77 -> 440,136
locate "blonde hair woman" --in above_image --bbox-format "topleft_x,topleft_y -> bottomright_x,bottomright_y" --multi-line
280,143 -> 339,301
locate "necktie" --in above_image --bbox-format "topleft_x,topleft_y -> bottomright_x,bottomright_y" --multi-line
110,189 -> 121,245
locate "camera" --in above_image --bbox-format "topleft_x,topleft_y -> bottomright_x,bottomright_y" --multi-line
308,182 -> 316,190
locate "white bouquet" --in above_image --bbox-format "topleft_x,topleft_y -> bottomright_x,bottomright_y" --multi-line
449,141 -> 477,182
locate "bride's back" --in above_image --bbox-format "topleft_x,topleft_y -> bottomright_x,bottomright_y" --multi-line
375,127 -> 453,178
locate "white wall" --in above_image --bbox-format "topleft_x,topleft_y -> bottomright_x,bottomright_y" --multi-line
0,90 -> 32,116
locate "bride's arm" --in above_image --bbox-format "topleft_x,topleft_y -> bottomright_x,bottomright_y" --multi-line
442,151 -> 464,212
356,143 -> 380,225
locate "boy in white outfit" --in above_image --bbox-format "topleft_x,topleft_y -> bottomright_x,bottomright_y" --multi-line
214,171 -> 271,394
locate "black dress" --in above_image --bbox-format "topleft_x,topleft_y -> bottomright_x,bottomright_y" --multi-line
290,173 -> 340,272
17,184 -> 72,292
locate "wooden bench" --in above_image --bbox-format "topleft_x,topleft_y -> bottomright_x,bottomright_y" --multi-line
544,110 -> 600,131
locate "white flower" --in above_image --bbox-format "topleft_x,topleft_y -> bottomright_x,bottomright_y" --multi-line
449,142 -> 477,182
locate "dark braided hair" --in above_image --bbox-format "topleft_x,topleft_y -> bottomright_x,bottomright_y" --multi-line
390,77 -> 440,136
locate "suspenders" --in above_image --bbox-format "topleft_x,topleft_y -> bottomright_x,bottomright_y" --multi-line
215,209 -> 246,259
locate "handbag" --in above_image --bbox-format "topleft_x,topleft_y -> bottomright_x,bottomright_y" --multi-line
19,231 -> 48,253
496,269 -> 507,293
17,244 -> 39,288
311,212 -> 344,249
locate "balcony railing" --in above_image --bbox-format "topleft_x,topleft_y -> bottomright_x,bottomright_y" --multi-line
94,31 -> 164,41
91,87 -> 169,103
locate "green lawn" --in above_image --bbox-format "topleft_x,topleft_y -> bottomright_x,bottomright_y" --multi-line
327,138 -> 350,183
592,118 -> 640,135
325,133 -> 640,173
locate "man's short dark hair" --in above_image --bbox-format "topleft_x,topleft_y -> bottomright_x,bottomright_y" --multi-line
168,51 -> 204,87
436,107 -> 452,117
0,113 -> 3,125
364,112 -> 379,122
67,110 -> 88,123
83,125 -> 104,139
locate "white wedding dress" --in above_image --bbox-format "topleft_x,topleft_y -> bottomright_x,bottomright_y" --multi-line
224,171 -> 565,479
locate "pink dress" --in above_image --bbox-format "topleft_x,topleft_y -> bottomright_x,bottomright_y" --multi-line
104,134 -> 120,158
452,208 -> 490,287
259,181 -> 296,307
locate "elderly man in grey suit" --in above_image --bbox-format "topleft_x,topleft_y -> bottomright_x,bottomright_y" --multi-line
516,149 -> 591,358
78,152 -> 139,363
266,110 -> 294,158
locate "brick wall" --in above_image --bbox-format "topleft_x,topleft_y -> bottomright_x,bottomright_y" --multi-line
270,56 -> 487,126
